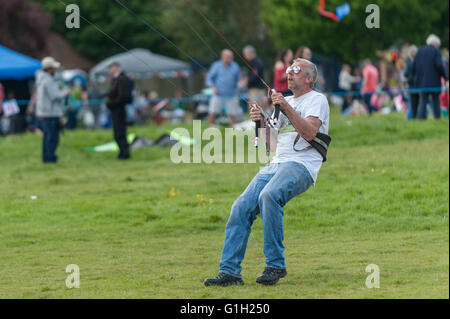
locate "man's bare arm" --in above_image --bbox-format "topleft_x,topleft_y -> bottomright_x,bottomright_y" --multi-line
282,106 -> 321,141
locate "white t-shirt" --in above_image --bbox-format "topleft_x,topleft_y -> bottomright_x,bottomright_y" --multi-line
271,90 -> 330,184
339,70 -> 355,91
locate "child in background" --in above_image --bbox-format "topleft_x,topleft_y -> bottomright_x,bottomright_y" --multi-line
440,79 -> 449,118
1,92 -> 20,135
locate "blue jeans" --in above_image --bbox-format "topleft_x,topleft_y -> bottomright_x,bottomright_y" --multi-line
66,109 -> 78,130
42,117 -> 60,163
219,162 -> 314,278
363,93 -> 376,115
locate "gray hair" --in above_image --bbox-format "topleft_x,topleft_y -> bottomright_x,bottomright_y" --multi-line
243,45 -> 256,55
426,34 -> 441,47
107,61 -> 121,69
408,45 -> 418,59
221,49 -> 233,57
294,58 -> 318,88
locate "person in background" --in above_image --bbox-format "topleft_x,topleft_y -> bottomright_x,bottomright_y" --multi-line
295,46 -> 312,61
403,45 -> 419,119
134,90 -> 149,124
273,48 -> 293,96
0,85 -> 4,137
412,34 -> 448,120
125,74 -> 136,124
295,46 -> 326,89
144,91 -> 156,120
26,88 -> 43,134
361,59 -> 379,115
170,91 -> 186,124
339,64 -> 359,113
80,85 -> 95,129
348,67 -> 363,112
88,82 -> 104,128
81,85 -> 89,109
242,45 -> 268,110
442,48 -> 449,80
0,82 -> 4,136
206,49 -> 242,126
35,57 -> 68,163
440,79 -> 449,117
440,49 -> 449,117
394,57 -> 409,113
65,82 -> 82,130
0,82 -> 4,109
106,61 -> 131,160
147,91 -> 160,123
353,67 -> 362,91
3,92 -> 21,134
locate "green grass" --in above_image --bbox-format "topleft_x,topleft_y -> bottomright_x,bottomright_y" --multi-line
0,108 -> 448,298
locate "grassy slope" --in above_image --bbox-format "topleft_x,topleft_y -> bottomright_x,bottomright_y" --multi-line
0,108 -> 448,298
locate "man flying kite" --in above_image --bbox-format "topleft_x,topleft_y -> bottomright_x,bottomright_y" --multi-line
204,58 -> 330,286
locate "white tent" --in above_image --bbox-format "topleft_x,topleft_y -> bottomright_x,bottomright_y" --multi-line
89,48 -> 191,81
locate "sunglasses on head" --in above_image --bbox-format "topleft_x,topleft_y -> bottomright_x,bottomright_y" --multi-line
286,65 -> 301,74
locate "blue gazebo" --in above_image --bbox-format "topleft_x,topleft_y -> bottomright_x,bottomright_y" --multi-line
0,45 -> 42,80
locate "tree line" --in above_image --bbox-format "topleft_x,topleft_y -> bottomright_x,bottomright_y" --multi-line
1,0 -> 448,66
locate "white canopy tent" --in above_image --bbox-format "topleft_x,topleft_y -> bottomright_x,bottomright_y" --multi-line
89,48 -> 192,82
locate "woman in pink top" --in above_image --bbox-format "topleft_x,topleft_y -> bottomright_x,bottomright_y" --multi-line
361,59 -> 379,115
273,48 -> 293,96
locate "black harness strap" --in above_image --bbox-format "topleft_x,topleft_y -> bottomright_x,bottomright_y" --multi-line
293,132 -> 332,162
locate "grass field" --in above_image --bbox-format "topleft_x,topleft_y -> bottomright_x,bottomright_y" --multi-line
0,107 -> 448,298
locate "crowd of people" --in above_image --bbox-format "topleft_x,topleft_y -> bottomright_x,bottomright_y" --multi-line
1,33 -> 448,162
203,44 -> 319,125
204,33 -> 448,125
337,34 -> 449,119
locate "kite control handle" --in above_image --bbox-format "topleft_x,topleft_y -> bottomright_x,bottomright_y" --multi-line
255,117 -> 261,148
249,102 -> 262,147
271,89 -> 281,121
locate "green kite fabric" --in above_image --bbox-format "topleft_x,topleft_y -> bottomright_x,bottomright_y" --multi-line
87,130 -> 195,152
87,133 -> 136,152
169,130 -> 196,146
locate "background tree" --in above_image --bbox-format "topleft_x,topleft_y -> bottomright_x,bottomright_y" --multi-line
260,0 -> 449,64
21,0 -> 449,66
37,0 -> 277,67
37,0 -> 169,61
0,0 -> 52,57
158,0 -> 276,68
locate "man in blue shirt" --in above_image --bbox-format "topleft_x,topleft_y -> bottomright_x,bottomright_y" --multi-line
206,49 -> 241,126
